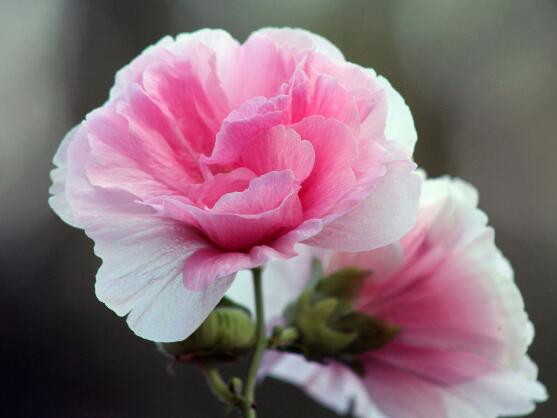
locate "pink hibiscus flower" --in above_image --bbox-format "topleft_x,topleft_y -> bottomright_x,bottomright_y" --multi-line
49,28 -> 420,341
228,177 -> 546,417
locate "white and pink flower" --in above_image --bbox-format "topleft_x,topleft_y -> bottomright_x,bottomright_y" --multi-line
229,177 -> 546,417
49,28 -> 420,342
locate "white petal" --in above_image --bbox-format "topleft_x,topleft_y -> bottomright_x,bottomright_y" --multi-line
48,125 -> 81,228
305,161 -> 422,251
267,353 -> 387,418
253,27 -> 345,61
93,216 -> 234,342
64,128 -> 233,342
378,75 -> 418,156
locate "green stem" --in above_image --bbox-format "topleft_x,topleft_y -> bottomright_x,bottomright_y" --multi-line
201,364 -> 237,406
242,267 -> 266,418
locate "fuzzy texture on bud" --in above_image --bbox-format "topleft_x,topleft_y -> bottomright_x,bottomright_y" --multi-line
160,298 -> 255,361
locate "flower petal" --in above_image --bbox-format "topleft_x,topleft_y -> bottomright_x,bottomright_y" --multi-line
202,95 -> 290,167
220,34 -> 297,108
254,27 -> 345,61
48,125 -> 81,228
266,353 -> 386,418
306,160 -> 421,251
293,116 -> 359,218
240,125 -> 315,183
184,245 -> 285,291
64,125 -> 233,342
150,171 -> 304,251
226,244 -> 326,319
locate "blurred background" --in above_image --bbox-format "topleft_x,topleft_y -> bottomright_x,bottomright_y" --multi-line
0,0 -> 555,417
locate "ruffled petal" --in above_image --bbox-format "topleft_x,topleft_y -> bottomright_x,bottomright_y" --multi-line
219,34 -> 297,108
150,171 -> 304,251
266,353 -> 386,418
253,27 -> 345,61
48,126 -> 81,228
293,116 -> 359,218
226,244 -> 326,319
306,160 -> 421,251
202,95 -> 290,167
64,125 -> 232,342
239,125 -> 315,183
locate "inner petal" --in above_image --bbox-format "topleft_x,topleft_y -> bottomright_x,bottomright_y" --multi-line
202,95 -> 290,168
240,125 -> 315,183
292,116 -> 358,219
190,171 -> 304,250
186,167 -> 256,208
219,34 -> 297,109
212,170 -> 300,215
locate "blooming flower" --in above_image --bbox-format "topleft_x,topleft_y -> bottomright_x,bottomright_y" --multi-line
228,177 -> 547,417
49,28 -> 420,341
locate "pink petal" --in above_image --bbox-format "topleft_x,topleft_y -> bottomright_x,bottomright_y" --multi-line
293,116 -> 358,218
219,34 -> 297,108
253,27 -> 345,61
327,243 -> 404,280
307,54 -> 417,156
186,167 -> 255,208
174,29 -> 240,79
202,95 -> 290,167
111,29 -> 240,99
184,221 -> 325,292
362,359 -> 448,418
305,160 -> 421,251
85,94 -> 199,200
227,244 -> 327,320
240,125 -> 315,182
305,74 -> 361,134
151,171 -> 304,251
184,245 -> 285,291
212,170 -> 300,215
62,125 -> 232,342
141,42 -> 230,158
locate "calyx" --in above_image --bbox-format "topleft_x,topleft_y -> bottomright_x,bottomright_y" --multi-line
279,260 -> 399,371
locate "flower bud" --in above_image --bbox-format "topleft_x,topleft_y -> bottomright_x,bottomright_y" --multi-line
160,298 -> 256,362
281,261 -> 399,365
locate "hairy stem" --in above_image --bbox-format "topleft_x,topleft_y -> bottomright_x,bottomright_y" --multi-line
242,267 -> 265,418
201,364 -> 237,406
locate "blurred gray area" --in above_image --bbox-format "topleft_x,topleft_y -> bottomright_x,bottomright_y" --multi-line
0,0 -> 555,417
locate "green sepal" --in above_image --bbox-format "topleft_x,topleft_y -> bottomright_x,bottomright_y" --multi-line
336,311 -> 400,355
287,290 -> 357,358
314,267 -> 369,302
281,260 -> 399,363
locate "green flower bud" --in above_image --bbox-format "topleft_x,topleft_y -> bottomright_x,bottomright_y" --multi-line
160,298 -> 256,362
281,260 -> 399,368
